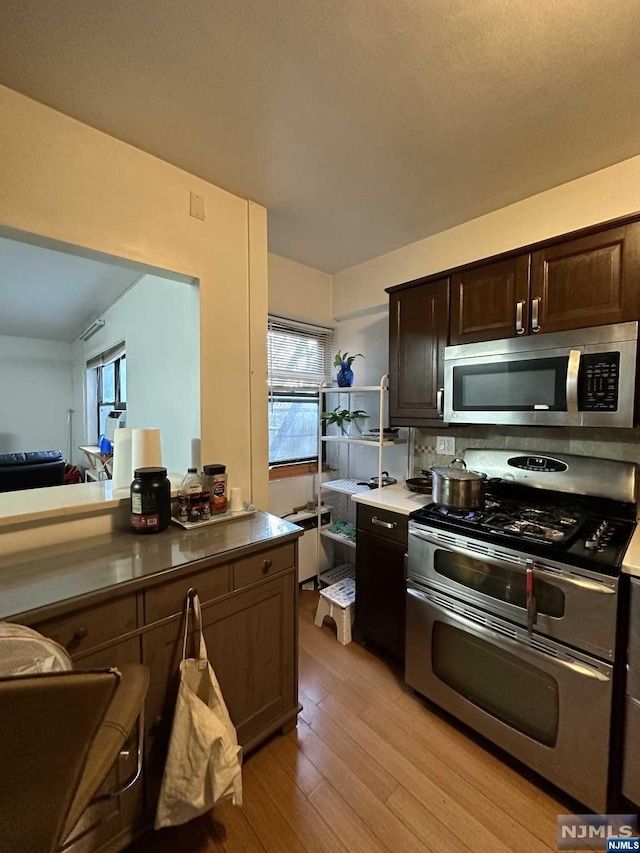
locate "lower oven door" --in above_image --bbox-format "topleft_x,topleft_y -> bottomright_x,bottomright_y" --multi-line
405,582 -> 613,812
408,524 -> 618,660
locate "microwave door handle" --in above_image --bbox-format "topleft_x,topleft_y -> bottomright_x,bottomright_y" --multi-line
566,349 -> 581,414
436,388 -> 444,417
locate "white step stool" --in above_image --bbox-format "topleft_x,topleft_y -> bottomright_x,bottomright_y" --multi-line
314,578 -> 356,646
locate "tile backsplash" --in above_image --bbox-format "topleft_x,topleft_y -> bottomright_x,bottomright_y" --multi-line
412,425 -> 640,475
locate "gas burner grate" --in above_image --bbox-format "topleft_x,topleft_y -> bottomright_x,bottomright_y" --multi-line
415,498 -> 586,547
431,506 -> 482,522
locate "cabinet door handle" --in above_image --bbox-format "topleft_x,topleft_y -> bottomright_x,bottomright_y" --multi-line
531,297 -> 541,333
436,388 -> 444,417
371,516 -> 397,530
262,559 -> 273,572
515,300 -> 525,335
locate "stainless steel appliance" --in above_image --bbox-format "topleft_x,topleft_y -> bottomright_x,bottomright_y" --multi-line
405,449 -> 638,812
444,321 -> 638,427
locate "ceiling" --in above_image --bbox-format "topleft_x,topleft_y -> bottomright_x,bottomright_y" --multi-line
0,237 -> 141,342
2,1 -> 640,273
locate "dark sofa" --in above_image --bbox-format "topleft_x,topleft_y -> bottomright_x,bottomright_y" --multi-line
0,451 -> 65,493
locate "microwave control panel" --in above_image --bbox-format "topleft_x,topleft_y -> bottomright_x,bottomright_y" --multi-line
579,352 -> 620,411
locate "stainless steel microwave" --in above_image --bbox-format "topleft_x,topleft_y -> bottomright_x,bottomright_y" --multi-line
443,321 -> 638,427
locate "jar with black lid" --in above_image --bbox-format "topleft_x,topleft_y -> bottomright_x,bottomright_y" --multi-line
130,467 -> 171,533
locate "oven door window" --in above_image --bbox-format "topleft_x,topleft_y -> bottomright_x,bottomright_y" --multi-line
452,357 -> 568,411
433,549 -> 565,618
433,621 -> 559,746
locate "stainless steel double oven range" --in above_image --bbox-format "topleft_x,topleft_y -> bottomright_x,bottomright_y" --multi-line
406,449 -> 638,812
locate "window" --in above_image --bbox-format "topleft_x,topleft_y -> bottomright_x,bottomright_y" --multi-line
268,317 -> 333,466
86,342 -> 126,442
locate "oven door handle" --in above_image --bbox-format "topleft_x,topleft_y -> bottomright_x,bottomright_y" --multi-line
532,565 -> 615,594
526,560 -> 536,637
409,527 -> 615,594
407,587 -> 611,682
566,349 -> 581,415
409,528 -> 529,573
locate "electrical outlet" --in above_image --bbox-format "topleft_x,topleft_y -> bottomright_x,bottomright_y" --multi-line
436,436 -> 456,455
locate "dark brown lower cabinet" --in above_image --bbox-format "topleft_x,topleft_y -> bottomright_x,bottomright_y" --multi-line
355,505 -> 408,661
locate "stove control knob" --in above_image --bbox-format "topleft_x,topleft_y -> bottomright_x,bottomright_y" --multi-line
585,538 -> 600,550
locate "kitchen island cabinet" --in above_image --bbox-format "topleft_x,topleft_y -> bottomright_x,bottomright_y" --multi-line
0,512 -> 302,853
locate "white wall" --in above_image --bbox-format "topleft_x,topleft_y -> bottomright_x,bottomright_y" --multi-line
0,85 -> 268,509
0,335 -> 72,455
333,151 -> 640,315
71,274 -> 200,475
268,253 -> 333,326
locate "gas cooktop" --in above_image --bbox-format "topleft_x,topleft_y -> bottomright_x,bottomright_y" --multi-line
409,494 -> 636,574
410,449 -> 638,573
420,498 -> 584,545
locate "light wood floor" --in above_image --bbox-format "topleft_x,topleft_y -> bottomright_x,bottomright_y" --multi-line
132,590 -> 568,852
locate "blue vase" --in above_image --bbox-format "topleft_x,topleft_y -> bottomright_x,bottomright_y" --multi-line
337,362 -> 354,387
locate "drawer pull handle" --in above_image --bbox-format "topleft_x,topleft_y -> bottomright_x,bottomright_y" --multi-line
263,559 -> 273,572
372,516 -> 397,530
73,626 -> 88,642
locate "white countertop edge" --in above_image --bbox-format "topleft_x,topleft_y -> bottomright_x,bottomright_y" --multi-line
622,523 -> 640,577
0,476 -> 182,528
350,482 -> 431,516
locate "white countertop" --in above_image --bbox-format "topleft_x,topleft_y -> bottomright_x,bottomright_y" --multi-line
623,524 -> 640,577
350,482 -> 431,516
0,475 -> 182,528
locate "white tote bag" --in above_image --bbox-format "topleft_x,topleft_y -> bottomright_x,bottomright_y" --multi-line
155,592 -> 243,829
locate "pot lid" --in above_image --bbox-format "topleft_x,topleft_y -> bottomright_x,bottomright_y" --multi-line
431,459 -> 487,481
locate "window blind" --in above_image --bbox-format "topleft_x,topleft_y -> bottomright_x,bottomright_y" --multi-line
267,316 -> 333,391
87,341 -> 126,370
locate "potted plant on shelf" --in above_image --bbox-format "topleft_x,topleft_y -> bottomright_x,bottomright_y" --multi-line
334,351 -> 364,387
321,406 -> 368,436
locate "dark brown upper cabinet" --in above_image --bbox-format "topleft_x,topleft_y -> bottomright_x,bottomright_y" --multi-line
529,222 -> 640,335
389,277 -> 449,426
450,255 -> 530,345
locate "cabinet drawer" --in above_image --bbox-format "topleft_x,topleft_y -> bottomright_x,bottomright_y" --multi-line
233,544 -> 295,590
357,505 -> 408,545
31,595 -> 137,655
145,563 -> 231,623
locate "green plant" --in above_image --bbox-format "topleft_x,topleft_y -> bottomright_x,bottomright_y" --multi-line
334,350 -> 365,368
321,406 -> 368,435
